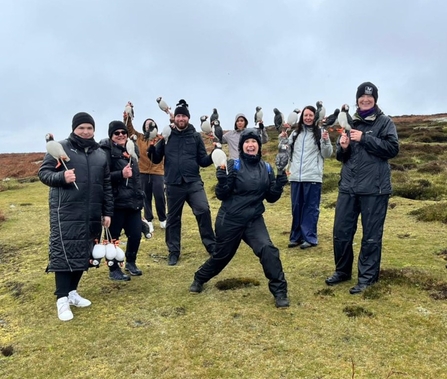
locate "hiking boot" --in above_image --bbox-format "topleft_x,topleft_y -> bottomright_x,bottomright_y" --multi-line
109,268 -> 131,281
57,297 -> 73,321
168,254 -> 179,266
68,290 -> 91,307
275,295 -> 290,308
189,280 -> 203,293
125,262 -> 142,276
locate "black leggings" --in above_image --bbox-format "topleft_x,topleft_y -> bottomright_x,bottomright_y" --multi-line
54,271 -> 83,299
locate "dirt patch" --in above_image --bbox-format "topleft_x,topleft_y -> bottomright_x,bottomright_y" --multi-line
0,153 -> 45,180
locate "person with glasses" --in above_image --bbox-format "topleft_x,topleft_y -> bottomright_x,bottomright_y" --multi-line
99,121 -> 145,281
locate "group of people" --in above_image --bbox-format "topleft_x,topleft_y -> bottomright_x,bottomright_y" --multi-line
39,80 -> 399,321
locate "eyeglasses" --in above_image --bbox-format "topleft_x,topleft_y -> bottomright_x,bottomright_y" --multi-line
113,130 -> 128,136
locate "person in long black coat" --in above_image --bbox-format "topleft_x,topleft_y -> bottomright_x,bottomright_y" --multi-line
325,82 -> 399,294
190,128 -> 290,308
39,112 -> 114,321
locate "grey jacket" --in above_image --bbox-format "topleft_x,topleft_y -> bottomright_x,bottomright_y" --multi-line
280,127 -> 333,183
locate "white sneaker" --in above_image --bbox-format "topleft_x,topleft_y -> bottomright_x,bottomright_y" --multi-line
160,220 -> 167,229
57,297 -> 73,321
148,222 -> 155,233
68,290 -> 92,307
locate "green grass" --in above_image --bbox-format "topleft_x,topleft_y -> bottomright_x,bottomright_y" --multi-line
1,127 -> 447,378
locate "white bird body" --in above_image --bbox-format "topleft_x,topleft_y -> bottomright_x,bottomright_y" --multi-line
211,148 -> 228,174
161,124 -> 172,142
156,96 -> 170,113
200,115 -> 212,134
124,101 -> 134,120
287,108 -> 301,126
126,138 -> 138,162
254,106 -> 263,124
45,133 -> 79,189
45,135 -> 70,167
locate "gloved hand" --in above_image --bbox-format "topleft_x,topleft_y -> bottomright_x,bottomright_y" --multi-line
275,173 -> 288,188
216,167 -> 228,184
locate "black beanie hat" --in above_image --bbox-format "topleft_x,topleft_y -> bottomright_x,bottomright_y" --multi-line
238,128 -> 262,153
174,99 -> 190,118
108,120 -> 128,138
356,82 -> 378,103
72,112 -> 95,131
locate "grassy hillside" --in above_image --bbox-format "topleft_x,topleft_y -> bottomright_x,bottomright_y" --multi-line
1,115 -> 447,378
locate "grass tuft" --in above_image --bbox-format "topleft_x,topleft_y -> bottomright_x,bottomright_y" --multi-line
342,305 -> 374,318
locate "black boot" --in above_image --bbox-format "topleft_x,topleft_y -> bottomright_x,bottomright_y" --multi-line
125,262 -> 142,276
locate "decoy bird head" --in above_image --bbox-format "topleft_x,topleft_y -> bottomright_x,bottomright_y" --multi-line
316,101 -> 323,108
293,108 -> 301,114
200,115 -> 208,122
341,104 -> 349,112
45,133 -> 54,142
256,106 -> 262,112
273,108 -> 280,114
156,97 -> 162,103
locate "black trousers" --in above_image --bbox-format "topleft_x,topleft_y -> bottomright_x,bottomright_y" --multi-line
194,213 -> 288,297
333,193 -> 389,285
54,271 -> 83,298
141,173 -> 166,222
165,181 -> 216,256
109,208 -> 142,270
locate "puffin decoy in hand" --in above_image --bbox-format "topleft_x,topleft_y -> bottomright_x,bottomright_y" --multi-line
338,104 -> 353,136
45,133 -> 78,190
144,120 -> 158,141
254,106 -> 263,125
156,97 -> 170,114
275,138 -> 290,174
315,101 -> 326,127
287,108 -> 301,127
124,101 -> 134,121
212,119 -> 223,144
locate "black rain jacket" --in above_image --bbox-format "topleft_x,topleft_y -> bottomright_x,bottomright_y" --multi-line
148,124 -> 213,185
336,110 -> 399,195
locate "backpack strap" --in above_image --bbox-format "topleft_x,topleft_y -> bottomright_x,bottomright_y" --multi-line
233,158 -> 271,174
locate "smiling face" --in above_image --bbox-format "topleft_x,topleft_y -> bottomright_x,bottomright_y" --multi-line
73,123 -> 94,139
174,114 -> 189,129
111,129 -> 128,146
302,109 -> 315,126
235,117 -> 247,131
242,138 -> 259,156
357,94 -> 375,111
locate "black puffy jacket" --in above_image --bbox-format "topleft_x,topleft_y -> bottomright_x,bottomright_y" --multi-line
99,139 -> 144,210
215,154 -> 284,225
148,124 -> 213,185
39,136 -> 114,272
336,110 -> 399,195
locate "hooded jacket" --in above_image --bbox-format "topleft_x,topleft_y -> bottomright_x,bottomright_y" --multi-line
148,123 -> 213,185
39,135 -> 114,272
99,138 -> 144,210
126,117 -> 164,175
222,113 -> 269,159
283,126 -> 333,182
336,109 -> 399,195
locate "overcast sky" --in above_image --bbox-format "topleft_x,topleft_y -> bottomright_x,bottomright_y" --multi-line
1,0 -> 445,153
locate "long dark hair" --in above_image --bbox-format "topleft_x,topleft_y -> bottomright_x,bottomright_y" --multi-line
294,105 -> 319,143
